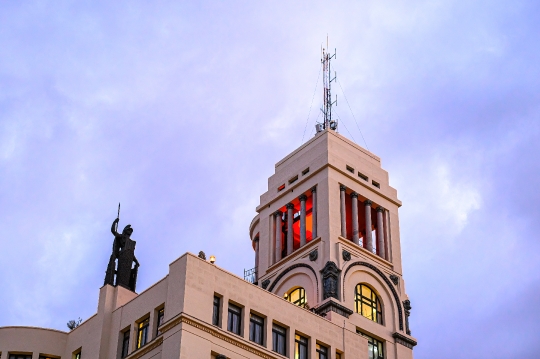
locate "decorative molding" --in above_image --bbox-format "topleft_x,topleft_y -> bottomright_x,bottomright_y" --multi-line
267,263 -> 319,300
320,261 -> 341,300
393,332 -> 417,349
298,194 -> 308,202
274,210 -> 282,217
340,184 -> 346,191
403,299 -> 412,335
311,186 -> 317,193
198,251 -> 206,260
216,355 -> 227,359
350,192 -> 358,199
261,279 -> 271,289
364,200 -> 372,206
376,206 -> 384,212
309,249 -> 318,262
342,250 -> 351,262
343,261 -> 404,331
125,336 -> 163,359
286,203 -> 295,209
315,300 -> 353,318
390,274 -> 399,285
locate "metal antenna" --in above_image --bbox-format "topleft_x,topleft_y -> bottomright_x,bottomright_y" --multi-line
320,36 -> 337,131
117,203 -> 121,219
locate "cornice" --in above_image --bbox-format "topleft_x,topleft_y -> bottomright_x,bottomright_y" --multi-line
124,336 -> 163,359
393,332 -> 418,349
160,313 -> 285,359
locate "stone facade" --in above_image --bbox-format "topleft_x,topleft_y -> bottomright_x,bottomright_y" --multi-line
0,129 -> 417,359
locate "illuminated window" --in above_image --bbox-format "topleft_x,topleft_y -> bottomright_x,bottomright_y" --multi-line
249,313 -> 264,345
227,303 -> 242,335
272,324 -> 287,355
284,287 -> 306,308
336,353 -> 342,359
295,334 -> 308,359
316,343 -> 328,359
136,317 -> 150,349
358,331 -> 385,359
10,356 -> 31,359
72,351 -> 81,359
121,329 -> 130,358
156,308 -> 165,336
355,284 -> 382,324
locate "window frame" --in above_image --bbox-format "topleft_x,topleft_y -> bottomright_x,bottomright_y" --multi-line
249,312 -> 265,346
156,307 -> 165,336
272,323 -> 287,356
285,287 -> 306,308
121,328 -> 130,358
316,343 -> 328,359
359,331 -> 385,359
227,303 -> 242,336
295,334 -> 308,359
212,295 -> 221,326
355,283 -> 383,324
136,317 -> 150,349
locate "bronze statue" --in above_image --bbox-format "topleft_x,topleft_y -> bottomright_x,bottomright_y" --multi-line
104,215 -> 140,292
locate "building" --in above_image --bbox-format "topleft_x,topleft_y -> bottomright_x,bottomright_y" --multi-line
0,127 -> 417,359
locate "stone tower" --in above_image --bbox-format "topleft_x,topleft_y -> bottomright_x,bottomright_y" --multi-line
250,127 -> 416,353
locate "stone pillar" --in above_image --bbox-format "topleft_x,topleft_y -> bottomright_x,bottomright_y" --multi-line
299,194 -> 307,247
286,203 -> 294,255
364,200 -> 373,252
376,207 -> 385,259
254,237 -> 260,280
340,185 -> 347,238
275,211 -> 283,262
350,192 -> 359,245
311,186 -> 317,239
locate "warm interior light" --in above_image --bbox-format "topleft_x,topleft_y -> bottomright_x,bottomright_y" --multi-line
209,255 -> 216,264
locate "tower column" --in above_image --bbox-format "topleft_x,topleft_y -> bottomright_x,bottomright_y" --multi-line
275,211 -> 283,262
364,200 -> 373,252
286,203 -> 295,256
340,185 -> 347,238
376,206 -> 385,259
351,192 -> 359,245
299,195 -> 307,247
254,237 -> 260,281
311,187 -> 317,239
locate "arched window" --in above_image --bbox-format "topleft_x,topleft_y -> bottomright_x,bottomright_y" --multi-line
284,287 -> 306,308
355,284 -> 382,324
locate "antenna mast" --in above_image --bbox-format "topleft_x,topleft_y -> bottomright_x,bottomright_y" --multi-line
319,37 -> 337,132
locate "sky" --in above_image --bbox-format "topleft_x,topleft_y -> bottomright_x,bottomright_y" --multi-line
1,1 -> 539,358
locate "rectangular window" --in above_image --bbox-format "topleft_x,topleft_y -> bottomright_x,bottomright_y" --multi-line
73,350 -> 81,359
346,165 -> 354,173
278,184 -> 285,192
359,332 -> 385,359
10,356 -> 32,359
272,324 -> 287,355
358,172 -> 368,181
372,180 -> 380,188
295,334 -> 308,359
302,168 -> 310,176
136,318 -> 150,349
213,296 -> 221,326
39,356 -> 57,359
336,353 -> 342,359
156,308 -> 165,336
289,175 -> 298,184
316,343 -> 328,359
227,303 -> 242,335
121,329 -> 130,358
249,313 -> 264,345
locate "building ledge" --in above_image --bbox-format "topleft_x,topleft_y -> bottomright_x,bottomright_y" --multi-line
314,299 -> 354,318
393,332 -> 418,349
263,237 -> 321,278
338,236 -> 394,270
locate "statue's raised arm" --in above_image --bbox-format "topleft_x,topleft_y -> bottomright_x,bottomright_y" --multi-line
111,218 -> 120,236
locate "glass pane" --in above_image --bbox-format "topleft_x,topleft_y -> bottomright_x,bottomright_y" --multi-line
361,285 -> 371,297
